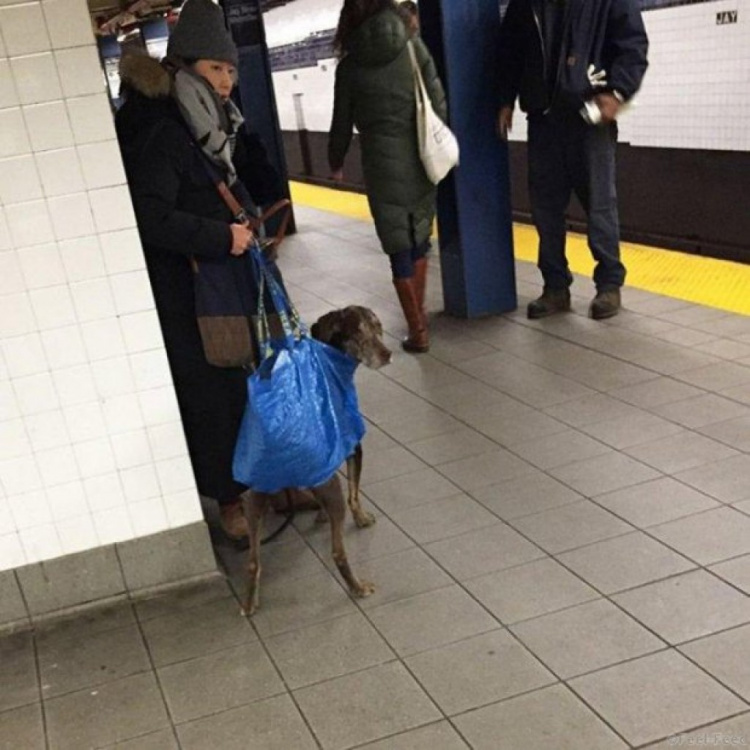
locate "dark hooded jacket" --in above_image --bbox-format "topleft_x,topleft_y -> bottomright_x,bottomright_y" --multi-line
497,0 -> 648,114
328,8 -> 447,255
115,54 -> 282,503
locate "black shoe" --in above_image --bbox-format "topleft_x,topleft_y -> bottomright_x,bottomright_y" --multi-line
527,289 -> 571,319
590,289 -> 621,320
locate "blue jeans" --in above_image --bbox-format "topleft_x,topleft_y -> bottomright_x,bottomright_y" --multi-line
527,112 -> 625,292
389,240 -> 430,279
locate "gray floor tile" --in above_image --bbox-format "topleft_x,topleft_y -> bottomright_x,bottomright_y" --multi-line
646,711 -> 750,749
453,683 -> 628,750
45,673 -> 170,750
157,642 -> 285,724
363,468 -> 460,514
465,558 -> 599,625
140,595 -> 257,667
558,531 -> 696,593
624,432 -> 739,474
437,449 -> 536,492
580,412 -> 685,449
377,410 -> 464,445
405,629 -> 555,716
294,662 -> 440,750
177,694 -> 318,750
471,469 -> 583,521
367,585 -> 498,657
674,361 -> 750,391
549,452 -> 662,496
0,703 -> 45,750
649,507 -> 750,565
613,570 -> 750,645
511,500 -> 633,554
388,494 -> 498,544
472,408 -> 570,447
608,377 -> 705,408
698,415 -> 750,452
543,393 -> 645,428
569,650 -> 746,747
38,624 -> 150,698
593,476 -> 720,528
264,612 -> 394,689
696,338 -> 750,360
424,522 -> 544,581
673,455 -> 750,504
102,728 -> 179,749
406,428 -> 498,466
510,429 -> 612,470
356,446 -> 427,485
355,720 -> 469,749
36,600 -> 136,646
510,598 -> 665,678
722,381 -> 750,406
680,624 -> 750,701
253,532 -> 330,585
653,393 -> 750,428
134,577 -> 234,622
0,631 -> 38,713
710,554 -> 750,595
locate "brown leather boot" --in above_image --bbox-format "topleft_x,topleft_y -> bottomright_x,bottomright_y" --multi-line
413,256 -> 428,318
219,500 -> 248,541
393,277 -> 429,353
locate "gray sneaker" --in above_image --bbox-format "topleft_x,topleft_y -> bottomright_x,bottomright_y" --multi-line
589,289 -> 621,320
527,289 -> 572,319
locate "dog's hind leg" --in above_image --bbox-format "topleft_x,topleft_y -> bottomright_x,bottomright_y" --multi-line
347,444 -> 375,528
240,490 -> 271,616
314,475 -> 375,599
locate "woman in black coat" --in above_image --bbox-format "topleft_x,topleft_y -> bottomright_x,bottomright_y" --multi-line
115,0 -> 281,541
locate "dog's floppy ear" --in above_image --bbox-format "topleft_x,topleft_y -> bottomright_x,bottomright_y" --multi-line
311,309 -> 345,345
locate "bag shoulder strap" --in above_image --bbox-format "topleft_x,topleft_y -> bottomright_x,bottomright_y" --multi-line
406,40 -> 430,106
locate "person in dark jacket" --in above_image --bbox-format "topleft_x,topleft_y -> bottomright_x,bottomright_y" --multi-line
115,0 -> 282,542
328,0 -> 447,353
497,0 -> 648,320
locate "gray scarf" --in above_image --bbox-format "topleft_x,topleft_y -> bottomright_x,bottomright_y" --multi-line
172,68 -> 244,185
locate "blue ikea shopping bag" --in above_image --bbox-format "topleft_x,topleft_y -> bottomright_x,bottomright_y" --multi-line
232,245 -> 365,493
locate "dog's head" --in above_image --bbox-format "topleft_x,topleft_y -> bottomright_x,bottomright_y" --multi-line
311,306 -> 392,369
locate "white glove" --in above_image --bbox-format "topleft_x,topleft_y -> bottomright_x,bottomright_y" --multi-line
587,65 -> 608,89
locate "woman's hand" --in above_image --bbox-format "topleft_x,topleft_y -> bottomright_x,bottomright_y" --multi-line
229,222 -> 254,256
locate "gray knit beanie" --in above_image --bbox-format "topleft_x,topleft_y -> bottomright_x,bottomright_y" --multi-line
167,0 -> 238,67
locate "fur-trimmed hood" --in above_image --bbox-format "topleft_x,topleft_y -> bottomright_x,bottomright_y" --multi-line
119,53 -> 171,99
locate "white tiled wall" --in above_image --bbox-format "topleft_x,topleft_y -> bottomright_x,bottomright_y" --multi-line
0,0 -> 202,572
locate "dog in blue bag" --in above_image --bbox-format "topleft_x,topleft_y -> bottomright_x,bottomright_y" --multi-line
233,245 -> 391,615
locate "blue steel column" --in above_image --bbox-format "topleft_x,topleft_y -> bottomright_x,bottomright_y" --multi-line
420,0 -> 516,317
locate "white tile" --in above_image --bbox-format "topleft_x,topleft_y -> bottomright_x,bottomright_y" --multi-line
0,154 -> 42,204
1,333 -> 47,377
0,292 -> 36,337
5,199 -> 54,247
0,59 -> 20,108
156,455 -> 195,494
77,141 -> 126,189
93,506 -> 135,545
73,437 -> 116,477
8,488 -> 53,529
65,94 -> 116,144
47,191 -> 95,240
0,499 -> 15,536
58,234 -> 105,281
38,445 -> 79,485
111,428 -> 153,469
19,523 -> 62,563
110,269 -> 154,314
40,324 -> 86,368
63,401 -> 106,442
28,283 -> 76,329
22,101 -> 74,151
88,186 -> 137,232
164,490 -> 202,527
0,208 -> 11,250
53,363 -> 96,406
0,418 -> 31,461
54,46 -> 105,97
0,21 -> 5,56
42,0 -> 94,49
84,471 -> 125,513
25,409 -> 69,451
0,108 -> 30,157
17,242 -> 65,288
102,393 -> 143,434
120,464 -> 160,504
120,310 -> 165,354
138,385 -> 181,426
48,480 -> 89,522
0,381 -> 19,419
147,421 -> 188,462
100,228 -> 145,274
10,52 -> 61,104
0,3 -> 51,55
0,533 -> 26,571
80,317 -> 126,360
91,356 -> 135,398
56,513 -> 98,554
69,277 -> 116,321
128,498 -> 169,536
0,250 -> 25,295
13,371 -> 59,415
129,349 -> 172,391
0,455 -> 43,494
35,147 -> 85,197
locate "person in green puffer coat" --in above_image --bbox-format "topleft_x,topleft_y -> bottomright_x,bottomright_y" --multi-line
328,0 -> 447,354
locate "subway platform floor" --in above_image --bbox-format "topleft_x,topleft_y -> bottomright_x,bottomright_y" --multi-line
3,205 -> 750,749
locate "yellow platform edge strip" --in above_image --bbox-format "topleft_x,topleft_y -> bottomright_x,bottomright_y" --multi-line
290,181 -> 750,317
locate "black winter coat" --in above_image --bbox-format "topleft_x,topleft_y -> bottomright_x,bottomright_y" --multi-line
116,61 -> 282,503
497,0 -> 648,114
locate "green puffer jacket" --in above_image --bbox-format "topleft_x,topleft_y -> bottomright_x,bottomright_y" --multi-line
328,9 -> 447,255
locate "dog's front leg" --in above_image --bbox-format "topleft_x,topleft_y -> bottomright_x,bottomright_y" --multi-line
314,475 -> 375,599
240,490 -> 271,616
347,444 -> 375,528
